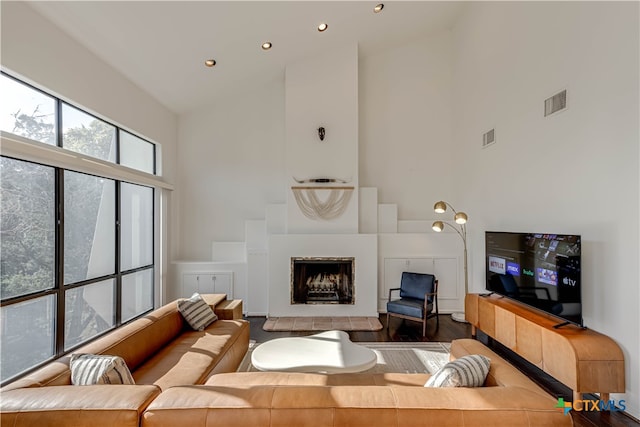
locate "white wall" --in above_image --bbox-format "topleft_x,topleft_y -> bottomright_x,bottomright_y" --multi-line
176,77 -> 286,259
285,44 -> 359,234
176,29 -> 457,255
452,2 -> 639,417
359,30 -> 454,220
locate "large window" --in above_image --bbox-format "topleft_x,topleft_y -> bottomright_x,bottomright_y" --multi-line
0,73 -> 157,384
0,73 -> 156,175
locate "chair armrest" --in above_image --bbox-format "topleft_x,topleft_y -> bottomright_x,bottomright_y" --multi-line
423,279 -> 439,304
423,291 -> 438,309
388,287 -> 401,302
1,385 -> 161,427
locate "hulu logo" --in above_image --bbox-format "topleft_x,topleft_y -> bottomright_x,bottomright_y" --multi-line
555,397 -> 626,415
523,269 -> 534,277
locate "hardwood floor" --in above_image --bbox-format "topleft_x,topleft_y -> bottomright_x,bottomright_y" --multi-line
249,313 -> 470,343
246,314 -> 639,427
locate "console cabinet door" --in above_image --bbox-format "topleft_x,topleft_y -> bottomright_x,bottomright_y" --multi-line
183,273 -> 200,296
182,272 -> 233,298
211,273 -> 233,298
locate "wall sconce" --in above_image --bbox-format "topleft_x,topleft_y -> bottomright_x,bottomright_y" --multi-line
432,200 -> 469,323
318,127 -> 326,141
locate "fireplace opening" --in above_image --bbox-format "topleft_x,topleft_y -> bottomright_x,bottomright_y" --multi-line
291,257 -> 354,305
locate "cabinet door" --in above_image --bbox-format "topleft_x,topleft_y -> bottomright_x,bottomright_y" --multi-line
182,273 -> 200,297
199,275 -> 216,294
182,272 -> 232,297
433,258 -> 458,300
212,273 -> 233,298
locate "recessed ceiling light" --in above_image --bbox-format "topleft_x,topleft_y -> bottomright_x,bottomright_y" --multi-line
262,42 -> 272,50
317,23 -> 328,32
373,3 -> 384,13
204,59 -> 216,67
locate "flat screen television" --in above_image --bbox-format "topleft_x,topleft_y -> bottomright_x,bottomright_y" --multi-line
485,231 -> 582,327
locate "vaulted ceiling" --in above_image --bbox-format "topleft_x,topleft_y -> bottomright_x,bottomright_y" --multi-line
27,1 -> 465,114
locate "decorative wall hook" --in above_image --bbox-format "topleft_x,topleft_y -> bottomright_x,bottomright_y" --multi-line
318,127 -> 325,141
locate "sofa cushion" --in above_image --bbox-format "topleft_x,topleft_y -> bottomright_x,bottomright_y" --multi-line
142,385 -> 573,427
206,371 -> 432,387
70,354 -> 135,385
178,293 -> 218,331
449,339 -> 551,398
133,319 -> 249,390
0,294 -> 229,392
424,354 -> 490,387
1,385 -> 160,427
386,298 -> 432,318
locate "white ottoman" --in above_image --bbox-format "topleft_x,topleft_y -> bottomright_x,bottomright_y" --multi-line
251,330 -> 377,373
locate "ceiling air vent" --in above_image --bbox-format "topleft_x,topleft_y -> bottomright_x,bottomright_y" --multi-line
544,90 -> 567,117
482,128 -> 495,148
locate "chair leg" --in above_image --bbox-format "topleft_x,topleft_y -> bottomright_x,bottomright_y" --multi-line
386,313 -> 390,332
422,318 -> 427,337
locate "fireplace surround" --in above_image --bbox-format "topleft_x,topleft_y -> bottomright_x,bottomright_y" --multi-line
291,257 -> 355,305
268,234 -> 377,318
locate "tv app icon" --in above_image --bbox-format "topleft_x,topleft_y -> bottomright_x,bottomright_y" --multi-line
562,277 -> 577,287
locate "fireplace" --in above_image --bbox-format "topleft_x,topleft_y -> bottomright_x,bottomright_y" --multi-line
291,257 -> 355,305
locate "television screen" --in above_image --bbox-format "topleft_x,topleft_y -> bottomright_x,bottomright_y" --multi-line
485,231 -> 582,326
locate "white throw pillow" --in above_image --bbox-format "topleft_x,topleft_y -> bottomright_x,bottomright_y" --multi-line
70,354 -> 135,385
424,354 -> 490,388
178,292 -> 218,331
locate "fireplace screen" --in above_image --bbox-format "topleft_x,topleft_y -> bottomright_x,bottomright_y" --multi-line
291,257 -> 354,305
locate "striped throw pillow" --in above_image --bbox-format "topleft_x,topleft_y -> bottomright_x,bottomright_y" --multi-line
178,293 -> 218,331
70,354 -> 135,385
424,354 -> 490,388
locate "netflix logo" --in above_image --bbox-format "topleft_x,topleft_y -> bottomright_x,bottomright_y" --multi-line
489,256 -> 506,274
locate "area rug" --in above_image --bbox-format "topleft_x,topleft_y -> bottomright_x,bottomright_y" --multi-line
238,341 -> 450,374
262,317 -> 383,332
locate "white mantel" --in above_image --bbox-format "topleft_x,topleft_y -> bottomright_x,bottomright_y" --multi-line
268,234 -> 377,317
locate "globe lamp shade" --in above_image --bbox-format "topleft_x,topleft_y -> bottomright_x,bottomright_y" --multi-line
432,221 -> 444,232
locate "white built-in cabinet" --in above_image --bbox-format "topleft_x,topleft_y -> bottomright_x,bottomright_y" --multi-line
182,272 -> 233,299
380,257 -> 458,312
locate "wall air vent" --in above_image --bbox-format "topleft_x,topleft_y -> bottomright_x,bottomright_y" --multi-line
482,128 -> 495,148
544,89 -> 567,117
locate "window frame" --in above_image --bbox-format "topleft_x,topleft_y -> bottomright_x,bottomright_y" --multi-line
0,71 -> 159,385
1,71 -> 157,176
1,155 -> 155,385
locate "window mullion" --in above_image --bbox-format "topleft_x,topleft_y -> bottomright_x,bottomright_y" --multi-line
55,98 -> 65,356
55,168 -> 65,356
115,181 -> 122,326
56,99 -> 63,149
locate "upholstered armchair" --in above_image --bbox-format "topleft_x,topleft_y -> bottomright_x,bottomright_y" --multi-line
387,272 -> 439,337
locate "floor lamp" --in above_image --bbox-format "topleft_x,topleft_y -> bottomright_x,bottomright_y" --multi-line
432,201 -> 469,323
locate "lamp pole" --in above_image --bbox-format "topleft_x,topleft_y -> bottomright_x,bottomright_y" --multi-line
432,201 -> 469,323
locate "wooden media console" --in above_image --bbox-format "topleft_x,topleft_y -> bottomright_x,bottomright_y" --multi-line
465,293 -> 625,402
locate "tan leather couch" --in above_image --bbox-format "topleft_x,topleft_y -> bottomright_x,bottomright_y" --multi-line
141,338 -> 573,427
0,294 -> 249,427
